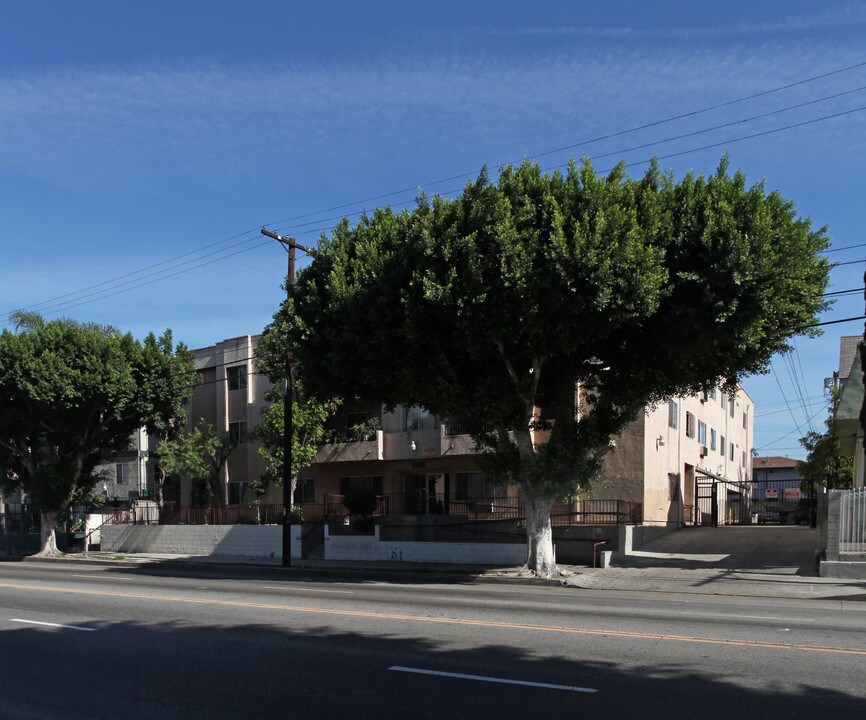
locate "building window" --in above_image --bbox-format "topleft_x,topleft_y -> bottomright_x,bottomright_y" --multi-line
405,405 -> 435,431
730,443 -> 735,462
710,387 -> 717,401
227,365 -> 247,391
668,473 -> 679,502
456,472 -> 506,500
698,420 -> 707,445
228,481 -> 249,505
116,463 -> 130,485
743,407 -> 749,431
297,477 -> 316,504
340,476 -> 384,496
721,393 -> 727,410
668,401 -> 678,429
685,412 -> 695,439
710,429 -> 717,451
730,396 -> 735,418
720,435 -> 726,455
228,420 -> 248,445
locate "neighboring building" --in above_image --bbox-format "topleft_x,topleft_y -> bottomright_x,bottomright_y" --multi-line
595,386 -> 754,526
832,336 -> 865,489
751,456 -> 802,488
184,334 -> 271,507
175,335 -> 755,528
92,427 -> 159,503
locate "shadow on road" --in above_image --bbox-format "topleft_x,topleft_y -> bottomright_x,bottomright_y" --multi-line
3,610 -> 864,719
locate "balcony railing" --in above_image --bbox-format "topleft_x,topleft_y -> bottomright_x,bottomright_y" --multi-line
103,497 -> 642,527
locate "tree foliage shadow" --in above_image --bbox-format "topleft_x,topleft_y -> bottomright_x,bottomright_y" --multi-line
4,610 -> 865,719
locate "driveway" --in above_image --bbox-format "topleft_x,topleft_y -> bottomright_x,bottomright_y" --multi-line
622,525 -> 818,576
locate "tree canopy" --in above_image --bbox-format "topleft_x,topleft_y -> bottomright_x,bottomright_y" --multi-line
157,420 -> 236,508
289,158 -> 830,576
253,307 -> 337,506
0,314 -> 195,553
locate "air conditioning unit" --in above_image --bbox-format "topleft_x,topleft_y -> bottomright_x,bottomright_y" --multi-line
699,446 -> 708,458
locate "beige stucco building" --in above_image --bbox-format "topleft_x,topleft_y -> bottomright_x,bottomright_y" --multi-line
179,335 -> 754,527
596,387 -> 754,526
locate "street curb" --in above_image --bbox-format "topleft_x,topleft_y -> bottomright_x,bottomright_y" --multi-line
21,554 -> 567,586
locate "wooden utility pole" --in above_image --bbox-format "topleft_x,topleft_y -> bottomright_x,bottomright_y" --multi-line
261,227 -> 312,567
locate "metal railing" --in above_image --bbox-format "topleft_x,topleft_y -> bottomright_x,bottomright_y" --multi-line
550,499 -> 643,526
379,517 -> 524,544
100,495 -> 643,529
840,488 -> 866,555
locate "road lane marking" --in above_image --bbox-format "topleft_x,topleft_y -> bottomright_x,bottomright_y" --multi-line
11,618 -> 96,632
389,666 -> 598,693
72,574 -> 138,581
1,581 -> 863,657
261,586 -> 354,594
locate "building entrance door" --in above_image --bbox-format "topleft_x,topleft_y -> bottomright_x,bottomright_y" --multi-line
403,473 -> 447,514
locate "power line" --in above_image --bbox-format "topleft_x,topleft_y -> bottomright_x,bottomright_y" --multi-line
5,67 -> 866,322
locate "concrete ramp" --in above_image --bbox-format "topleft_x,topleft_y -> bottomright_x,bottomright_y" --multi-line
620,526 -> 818,576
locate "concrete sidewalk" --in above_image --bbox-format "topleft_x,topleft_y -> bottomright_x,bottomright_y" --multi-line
15,547 -> 866,602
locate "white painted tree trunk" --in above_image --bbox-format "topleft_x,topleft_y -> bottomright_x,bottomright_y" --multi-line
523,495 -> 558,578
35,511 -> 60,556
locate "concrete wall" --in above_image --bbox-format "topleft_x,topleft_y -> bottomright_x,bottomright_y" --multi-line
817,490 -> 866,578
101,524 -> 282,558
324,525 -> 526,565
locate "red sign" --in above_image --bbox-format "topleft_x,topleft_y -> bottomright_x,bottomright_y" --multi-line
784,488 -> 800,500
765,488 -> 778,499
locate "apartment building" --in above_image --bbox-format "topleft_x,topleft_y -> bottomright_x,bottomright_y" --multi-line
180,335 -> 754,527
596,386 -> 754,526
183,334 -> 271,506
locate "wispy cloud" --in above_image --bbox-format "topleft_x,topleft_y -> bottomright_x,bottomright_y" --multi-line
469,2 -> 866,41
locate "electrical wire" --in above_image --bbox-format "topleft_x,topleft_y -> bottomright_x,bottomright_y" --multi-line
4,65 -> 866,322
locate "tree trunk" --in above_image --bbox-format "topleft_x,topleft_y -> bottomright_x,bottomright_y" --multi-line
156,468 -> 166,525
522,495 -> 559,578
35,511 -> 60,556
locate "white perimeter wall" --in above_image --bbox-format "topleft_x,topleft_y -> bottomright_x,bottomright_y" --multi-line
100,524 -> 526,565
101,524 -> 282,558
325,526 -> 526,564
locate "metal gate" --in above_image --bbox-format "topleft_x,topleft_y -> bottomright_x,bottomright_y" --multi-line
751,479 -> 816,526
694,478 -> 717,527
693,473 -> 751,526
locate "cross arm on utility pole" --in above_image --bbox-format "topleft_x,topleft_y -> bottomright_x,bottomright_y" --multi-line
260,227 -> 312,256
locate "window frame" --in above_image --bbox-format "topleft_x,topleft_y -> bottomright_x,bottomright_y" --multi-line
227,365 -> 248,392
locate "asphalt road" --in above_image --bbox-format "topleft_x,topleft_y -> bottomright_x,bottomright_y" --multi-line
2,562 -> 865,720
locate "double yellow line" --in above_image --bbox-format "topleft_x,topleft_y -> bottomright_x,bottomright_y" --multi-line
2,580 -> 864,657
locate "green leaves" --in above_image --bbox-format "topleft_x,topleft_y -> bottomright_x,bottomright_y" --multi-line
0,315 -> 195,513
289,158 -> 829,502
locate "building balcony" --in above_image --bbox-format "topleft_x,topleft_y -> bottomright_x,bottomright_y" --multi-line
314,423 -> 480,464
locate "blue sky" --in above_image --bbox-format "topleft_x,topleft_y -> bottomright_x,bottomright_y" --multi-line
1,1 -> 864,459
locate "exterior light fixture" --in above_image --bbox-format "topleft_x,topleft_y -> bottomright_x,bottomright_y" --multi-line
657,435 -> 665,447
410,440 -> 417,451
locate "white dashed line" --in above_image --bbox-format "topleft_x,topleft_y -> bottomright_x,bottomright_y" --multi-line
11,619 -> 96,632
389,666 -> 598,693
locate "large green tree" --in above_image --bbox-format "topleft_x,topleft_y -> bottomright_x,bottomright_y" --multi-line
252,305 -> 338,508
0,314 -> 195,554
156,420 -> 236,509
291,158 -> 830,576
798,417 -> 854,490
